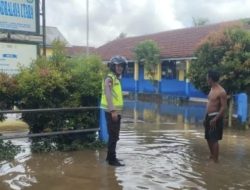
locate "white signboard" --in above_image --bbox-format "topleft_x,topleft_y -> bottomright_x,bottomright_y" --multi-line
0,42 -> 37,74
0,0 -> 39,34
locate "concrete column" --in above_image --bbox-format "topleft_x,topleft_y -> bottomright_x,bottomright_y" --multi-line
134,62 -> 139,93
185,60 -> 190,97
157,63 -> 162,93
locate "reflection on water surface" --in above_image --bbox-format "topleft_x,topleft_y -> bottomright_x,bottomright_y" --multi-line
1,100 -> 250,190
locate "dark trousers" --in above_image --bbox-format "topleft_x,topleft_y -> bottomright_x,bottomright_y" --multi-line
204,114 -> 223,141
105,112 -> 121,161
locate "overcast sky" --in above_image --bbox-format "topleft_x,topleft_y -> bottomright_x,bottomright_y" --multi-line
46,0 -> 250,47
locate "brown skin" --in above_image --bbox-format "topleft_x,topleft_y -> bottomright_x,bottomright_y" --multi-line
205,75 -> 227,163
110,64 -> 123,121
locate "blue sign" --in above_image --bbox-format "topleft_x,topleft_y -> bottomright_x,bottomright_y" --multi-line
0,0 -> 39,34
3,54 -> 17,58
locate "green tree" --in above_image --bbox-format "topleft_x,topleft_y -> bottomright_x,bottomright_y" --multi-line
0,73 -> 18,120
16,41 -> 105,151
192,17 -> 209,26
116,32 -> 127,40
49,40 -> 67,68
133,40 -> 160,84
189,24 -> 250,126
0,72 -> 21,160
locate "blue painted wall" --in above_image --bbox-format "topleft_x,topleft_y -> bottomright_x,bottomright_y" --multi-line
189,83 -> 207,98
121,78 -> 135,92
121,62 -> 207,98
160,79 -> 185,95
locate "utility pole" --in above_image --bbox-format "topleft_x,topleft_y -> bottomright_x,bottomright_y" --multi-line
42,0 -> 46,56
86,0 -> 89,56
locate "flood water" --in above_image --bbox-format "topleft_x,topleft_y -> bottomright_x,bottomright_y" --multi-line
1,100 -> 250,190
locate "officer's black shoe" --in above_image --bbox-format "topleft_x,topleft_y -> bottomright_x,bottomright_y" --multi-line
106,158 -> 123,162
108,160 -> 125,167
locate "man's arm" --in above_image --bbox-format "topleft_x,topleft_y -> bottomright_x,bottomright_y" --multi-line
104,77 -> 114,112
104,77 -> 119,121
215,91 -> 227,120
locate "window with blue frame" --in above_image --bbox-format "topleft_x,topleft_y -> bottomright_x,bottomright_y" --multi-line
123,62 -> 134,78
161,60 -> 176,79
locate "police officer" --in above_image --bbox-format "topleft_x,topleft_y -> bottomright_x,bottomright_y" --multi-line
101,55 -> 127,166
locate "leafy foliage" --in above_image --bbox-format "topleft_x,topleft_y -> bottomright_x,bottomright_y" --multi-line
13,40 -> 106,152
0,139 -> 21,160
68,55 -> 106,106
31,134 -> 105,153
133,40 -> 160,83
189,25 -> 250,95
116,32 -> 127,40
0,73 -> 18,120
192,17 -> 209,26
0,73 -> 21,160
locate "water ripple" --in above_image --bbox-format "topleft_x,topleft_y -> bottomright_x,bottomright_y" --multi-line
116,125 -> 205,190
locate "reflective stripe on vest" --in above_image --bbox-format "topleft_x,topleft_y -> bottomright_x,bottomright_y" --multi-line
100,73 -> 123,110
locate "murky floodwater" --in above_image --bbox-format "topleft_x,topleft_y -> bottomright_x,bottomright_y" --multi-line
1,100 -> 250,190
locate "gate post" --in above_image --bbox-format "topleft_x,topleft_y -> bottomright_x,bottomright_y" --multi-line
236,93 -> 248,123
99,109 -> 108,142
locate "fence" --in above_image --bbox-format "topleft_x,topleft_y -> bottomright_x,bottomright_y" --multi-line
0,107 -> 108,141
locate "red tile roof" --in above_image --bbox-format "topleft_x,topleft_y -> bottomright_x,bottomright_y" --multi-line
66,46 -> 96,57
96,20 -> 242,61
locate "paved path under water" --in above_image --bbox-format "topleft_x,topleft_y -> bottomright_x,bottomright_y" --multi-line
1,101 -> 250,190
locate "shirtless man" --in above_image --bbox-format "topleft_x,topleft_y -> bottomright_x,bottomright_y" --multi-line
204,70 -> 227,163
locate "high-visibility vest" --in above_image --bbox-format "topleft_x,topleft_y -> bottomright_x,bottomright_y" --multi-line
100,73 -> 123,110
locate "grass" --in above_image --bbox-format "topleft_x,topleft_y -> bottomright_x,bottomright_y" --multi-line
0,119 -> 29,132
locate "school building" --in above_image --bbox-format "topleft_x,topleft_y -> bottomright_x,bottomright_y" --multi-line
96,20 -> 243,99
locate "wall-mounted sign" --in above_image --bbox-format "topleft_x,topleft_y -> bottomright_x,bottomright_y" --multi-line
0,42 -> 37,74
0,0 -> 39,34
